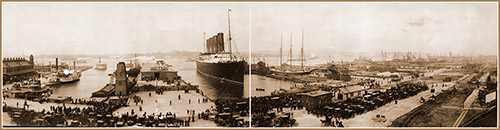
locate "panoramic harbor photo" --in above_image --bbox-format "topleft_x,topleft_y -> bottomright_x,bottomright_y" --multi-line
1,1 -> 498,128
249,3 -> 498,127
2,3 -> 250,127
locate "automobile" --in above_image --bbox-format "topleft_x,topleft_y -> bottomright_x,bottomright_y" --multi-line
373,113 -> 387,122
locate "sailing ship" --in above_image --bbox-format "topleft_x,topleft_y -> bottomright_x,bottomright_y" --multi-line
95,57 -> 107,70
270,31 -> 311,75
196,9 -> 246,85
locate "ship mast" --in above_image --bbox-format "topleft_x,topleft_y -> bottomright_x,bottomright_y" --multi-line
289,32 -> 293,66
227,8 -> 233,61
203,32 -> 206,53
280,32 -> 283,67
301,30 -> 304,71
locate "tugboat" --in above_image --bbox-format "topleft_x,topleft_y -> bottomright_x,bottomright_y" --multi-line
95,57 -> 107,70
8,79 -> 52,100
196,9 -> 246,86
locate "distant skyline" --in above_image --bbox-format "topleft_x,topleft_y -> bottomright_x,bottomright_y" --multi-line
251,3 -> 498,56
2,2 -> 498,57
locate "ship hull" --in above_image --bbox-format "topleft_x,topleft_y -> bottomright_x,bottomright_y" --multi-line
59,78 -> 80,83
269,69 -> 311,75
95,64 -> 107,70
196,60 -> 246,86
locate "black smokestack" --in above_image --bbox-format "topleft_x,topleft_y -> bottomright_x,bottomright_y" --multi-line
55,58 -> 59,71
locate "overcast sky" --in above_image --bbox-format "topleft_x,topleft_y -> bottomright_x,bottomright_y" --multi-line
2,2 -> 498,57
251,3 -> 497,56
2,3 -> 249,57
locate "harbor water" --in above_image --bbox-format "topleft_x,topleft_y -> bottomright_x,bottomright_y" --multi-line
48,58 -> 249,100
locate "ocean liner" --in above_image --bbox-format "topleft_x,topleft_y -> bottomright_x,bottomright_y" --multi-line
196,9 -> 246,85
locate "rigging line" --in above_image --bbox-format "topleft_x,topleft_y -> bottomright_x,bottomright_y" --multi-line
229,32 -> 241,58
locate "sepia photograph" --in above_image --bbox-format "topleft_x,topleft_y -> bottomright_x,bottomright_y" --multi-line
1,1 -> 498,128
249,2 -> 498,128
2,2 -> 250,127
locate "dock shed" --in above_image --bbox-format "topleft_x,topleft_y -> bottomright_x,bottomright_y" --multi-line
299,90 -> 332,109
334,85 -> 366,100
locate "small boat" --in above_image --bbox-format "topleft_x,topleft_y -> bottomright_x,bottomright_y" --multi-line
59,69 -> 81,83
43,69 -> 81,85
95,57 -> 107,70
255,88 -> 265,91
8,79 -> 52,99
185,57 -> 196,62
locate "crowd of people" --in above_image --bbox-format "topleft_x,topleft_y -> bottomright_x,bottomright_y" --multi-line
3,97 -> 215,127
3,98 -> 125,127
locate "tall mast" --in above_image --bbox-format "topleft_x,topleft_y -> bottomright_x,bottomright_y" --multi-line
301,30 -> 304,70
289,32 -> 293,66
280,32 -> 283,67
227,9 -> 233,61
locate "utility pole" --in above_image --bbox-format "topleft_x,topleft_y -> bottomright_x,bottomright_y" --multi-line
289,32 -> 293,66
301,30 -> 304,71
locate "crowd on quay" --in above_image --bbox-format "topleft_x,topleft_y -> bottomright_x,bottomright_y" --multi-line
212,98 -> 250,127
3,95 -> 214,127
308,82 -> 429,127
3,98 -> 126,127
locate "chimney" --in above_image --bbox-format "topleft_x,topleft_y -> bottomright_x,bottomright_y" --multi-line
55,58 -> 59,71
29,54 -> 34,65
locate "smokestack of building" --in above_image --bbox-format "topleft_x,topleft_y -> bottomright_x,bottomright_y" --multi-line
55,58 -> 59,71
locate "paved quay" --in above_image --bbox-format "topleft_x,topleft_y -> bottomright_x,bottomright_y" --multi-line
113,90 -> 217,127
